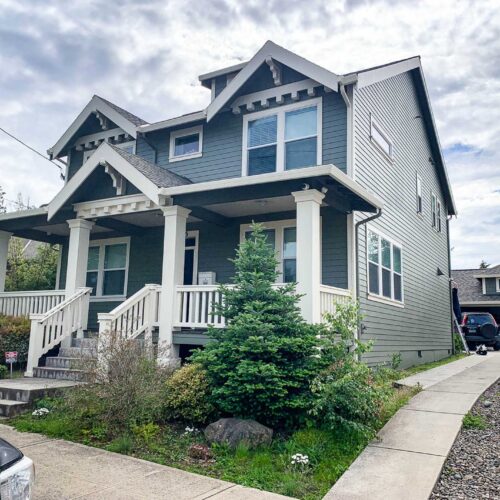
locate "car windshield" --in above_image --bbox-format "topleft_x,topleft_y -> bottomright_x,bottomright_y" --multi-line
0,438 -> 23,472
466,314 -> 495,326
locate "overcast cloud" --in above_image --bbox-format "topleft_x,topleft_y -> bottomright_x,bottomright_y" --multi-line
0,0 -> 499,269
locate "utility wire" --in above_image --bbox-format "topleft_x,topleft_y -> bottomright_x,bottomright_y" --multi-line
0,126 -> 66,179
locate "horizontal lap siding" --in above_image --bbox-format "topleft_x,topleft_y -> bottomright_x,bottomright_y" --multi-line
322,209 -> 348,288
353,71 -> 452,367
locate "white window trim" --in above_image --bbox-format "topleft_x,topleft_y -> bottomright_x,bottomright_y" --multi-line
169,125 -> 203,162
240,219 -> 297,283
436,199 -> 442,232
370,114 -> 394,162
496,278 -> 500,293
88,237 -> 130,302
241,97 -> 323,176
185,230 -> 199,285
416,174 -> 423,215
366,227 -> 404,306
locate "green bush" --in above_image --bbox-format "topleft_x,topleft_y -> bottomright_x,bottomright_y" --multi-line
0,315 -> 30,364
192,223 -> 323,429
0,364 -> 8,379
163,363 -> 214,425
310,302 -> 387,436
453,332 -> 465,353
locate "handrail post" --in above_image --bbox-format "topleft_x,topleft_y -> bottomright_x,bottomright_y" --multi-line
97,313 -> 113,374
25,314 -> 44,377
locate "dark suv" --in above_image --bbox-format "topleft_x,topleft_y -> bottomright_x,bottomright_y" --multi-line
461,312 -> 500,350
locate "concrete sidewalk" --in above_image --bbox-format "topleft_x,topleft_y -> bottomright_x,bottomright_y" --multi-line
324,352 -> 500,500
0,424 -> 292,500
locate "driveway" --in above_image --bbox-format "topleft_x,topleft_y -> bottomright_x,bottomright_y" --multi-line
0,424 -> 292,500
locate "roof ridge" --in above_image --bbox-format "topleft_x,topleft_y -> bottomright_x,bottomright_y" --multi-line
94,95 -> 148,126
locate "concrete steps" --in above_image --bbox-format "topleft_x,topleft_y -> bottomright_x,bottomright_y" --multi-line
0,399 -> 28,417
32,366 -> 87,381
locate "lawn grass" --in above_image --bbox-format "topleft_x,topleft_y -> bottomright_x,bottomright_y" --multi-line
398,353 -> 468,378
9,372 -> 417,500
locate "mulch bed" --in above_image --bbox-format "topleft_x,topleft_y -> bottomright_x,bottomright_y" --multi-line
430,380 -> 499,499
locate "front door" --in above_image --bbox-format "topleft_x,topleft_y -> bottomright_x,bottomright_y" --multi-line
183,231 -> 198,285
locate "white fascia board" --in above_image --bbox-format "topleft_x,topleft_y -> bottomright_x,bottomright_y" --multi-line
159,164 -> 383,211
0,207 -> 47,222
460,301 -> 500,306
48,96 -> 139,159
199,62 -> 248,83
473,274 -> 500,279
206,40 -> 340,122
138,111 -> 206,134
356,57 -> 421,89
47,142 -> 160,220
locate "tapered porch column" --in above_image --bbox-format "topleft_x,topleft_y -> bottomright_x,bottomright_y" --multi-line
158,205 -> 191,366
0,230 -> 12,292
292,189 -> 325,323
65,219 -> 94,296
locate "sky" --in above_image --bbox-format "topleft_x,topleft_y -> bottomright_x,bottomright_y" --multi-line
0,0 -> 499,269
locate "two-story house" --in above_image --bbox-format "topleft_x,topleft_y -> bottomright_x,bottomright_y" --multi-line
0,41 -> 456,377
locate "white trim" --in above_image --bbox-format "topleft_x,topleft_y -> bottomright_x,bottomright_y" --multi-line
138,111 -> 206,134
185,230 -> 199,285
496,278 -> 500,293
87,236 -> 130,301
356,57 -> 421,89
199,61 -> 247,82
74,194 -> 158,219
48,141 -> 162,220
48,95 -> 140,159
472,274 -> 500,279
367,293 -> 405,308
0,207 -> 47,222
169,125 -> 203,162
366,227 -> 404,304
431,192 -> 438,230
436,199 -> 442,232
370,114 -> 394,161
159,164 -> 384,211
55,247 -> 62,290
416,173 -> 423,214
483,278 -> 487,294
241,97 -> 322,176
206,40 -> 339,122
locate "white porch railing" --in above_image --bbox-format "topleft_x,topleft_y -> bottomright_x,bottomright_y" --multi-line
0,290 -> 66,317
97,284 -> 161,341
319,284 -> 351,317
25,287 -> 92,377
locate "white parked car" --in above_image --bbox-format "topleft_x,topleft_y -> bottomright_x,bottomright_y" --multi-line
0,438 -> 34,499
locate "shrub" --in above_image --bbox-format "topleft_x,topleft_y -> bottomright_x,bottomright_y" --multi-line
163,363 -> 214,425
463,412 -> 487,430
191,223 -> 323,429
0,364 -> 7,379
453,332 -> 465,353
310,302 -> 387,436
0,315 -> 30,364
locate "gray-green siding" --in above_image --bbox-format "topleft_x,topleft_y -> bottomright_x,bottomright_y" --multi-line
353,71 -> 452,368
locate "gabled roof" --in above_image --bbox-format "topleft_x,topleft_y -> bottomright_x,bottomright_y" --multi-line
205,40 -> 340,122
452,268 -> 500,304
472,264 -> 500,278
47,142 -> 190,220
48,95 -> 148,159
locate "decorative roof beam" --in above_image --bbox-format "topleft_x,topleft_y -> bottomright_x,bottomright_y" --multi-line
265,57 -> 282,86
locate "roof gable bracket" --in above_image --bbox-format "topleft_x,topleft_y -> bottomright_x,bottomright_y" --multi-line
266,57 -> 282,85
103,162 -> 127,196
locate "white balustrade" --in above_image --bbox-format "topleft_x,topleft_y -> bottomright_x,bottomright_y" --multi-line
319,284 -> 351,319
0,290 -> 66,317
25,287 -> 92,377
175,285 -> 226,328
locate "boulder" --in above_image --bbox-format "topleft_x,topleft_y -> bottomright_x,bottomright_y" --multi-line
204,418 -> 273,449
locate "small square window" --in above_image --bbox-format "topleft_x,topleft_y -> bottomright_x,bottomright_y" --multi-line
169,126 -> 203,162
370,115 -> 393,159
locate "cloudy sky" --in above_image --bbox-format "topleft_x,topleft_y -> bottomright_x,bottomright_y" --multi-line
0,0 -> 498,269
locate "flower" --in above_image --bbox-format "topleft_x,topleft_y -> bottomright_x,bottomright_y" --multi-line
183,426 -> 199,435
291,453 -> 309,466
32,408 -> 50,417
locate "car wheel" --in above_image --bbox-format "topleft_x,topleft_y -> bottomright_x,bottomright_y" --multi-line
479,323 -> 497,341
493,341 -> 500,351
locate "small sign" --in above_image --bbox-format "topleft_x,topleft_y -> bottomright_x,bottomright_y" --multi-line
5,352 -> 17,364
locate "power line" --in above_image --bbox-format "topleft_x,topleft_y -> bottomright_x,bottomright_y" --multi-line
0,126 -> 66,179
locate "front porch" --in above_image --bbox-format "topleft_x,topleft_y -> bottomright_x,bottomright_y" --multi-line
0,160 -> 382,377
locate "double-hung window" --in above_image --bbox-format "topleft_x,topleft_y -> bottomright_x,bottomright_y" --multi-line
368,229 -> 403,303
86,238 -> 130,299
169,125 -> 203,162
416,174 -> 423,214
436,200 -> 442,232
243,98 -> 321,176
241,220 -> 297,283
431,193 -> 437,228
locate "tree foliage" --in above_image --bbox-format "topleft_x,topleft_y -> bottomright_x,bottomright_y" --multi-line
6,238 -> 59,291
191,223 -> 323,429
479,260 -> 490,269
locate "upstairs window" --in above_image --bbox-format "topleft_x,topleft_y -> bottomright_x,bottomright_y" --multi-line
243,99 -> 321,176
431,193 -> 437,228
416,174 -> 423,214
368,229 -> 403,303
370,115 -> 393,160
169,125 -> 203,162
437,200 -> 442,232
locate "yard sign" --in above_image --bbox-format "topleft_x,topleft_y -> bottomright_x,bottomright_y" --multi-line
5,351 -> 18,378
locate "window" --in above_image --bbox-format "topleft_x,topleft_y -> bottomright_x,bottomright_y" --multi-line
86,238 -> 130,299
370,115 -> 393,159
240,220 -> 297,283
497,279 -> 500,293
437,200 -> 442,232
416,175 -> 423,214
367,229 -> 403,304
243,99 -> 322,176
169,125 -> 203,162
431,193 -> 437,228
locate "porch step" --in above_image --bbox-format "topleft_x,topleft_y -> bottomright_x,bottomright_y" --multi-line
32,366 -> 87,382
0,399 -> 28,418
72,338 -> 97,349
45,356 -> 95,369
58,347 -> 94,358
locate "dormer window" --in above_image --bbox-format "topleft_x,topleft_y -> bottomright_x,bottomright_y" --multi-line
169,125 -> 203,162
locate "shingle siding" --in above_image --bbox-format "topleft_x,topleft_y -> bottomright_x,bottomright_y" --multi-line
353,71 -> 452,368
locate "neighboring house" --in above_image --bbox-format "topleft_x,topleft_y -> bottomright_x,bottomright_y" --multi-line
452,265 -> 500,323
0,40 -> 456,375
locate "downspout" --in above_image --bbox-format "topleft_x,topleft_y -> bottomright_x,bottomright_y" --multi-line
446,215 -> 455,353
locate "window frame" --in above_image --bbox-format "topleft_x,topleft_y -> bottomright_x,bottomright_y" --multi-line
366,228 -> 404,306
370,114 -> 394,161
239,219 -> 299,283
241,98 -> 323,176
416,174 -> 423,215
169,125 -> 203,162
496,278 -> 500,293
87,237 -> 130,302
436,199 -> 442,232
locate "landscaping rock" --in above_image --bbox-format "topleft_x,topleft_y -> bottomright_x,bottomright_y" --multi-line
204,418 -> 273,449
482,400 -> 492,408
188,443 -> 213,460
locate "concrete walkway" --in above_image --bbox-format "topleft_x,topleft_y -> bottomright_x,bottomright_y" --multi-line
325,352 -> 500,500
0,424 -> 292,500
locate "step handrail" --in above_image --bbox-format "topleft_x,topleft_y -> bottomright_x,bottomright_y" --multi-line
25,287 -> 92,377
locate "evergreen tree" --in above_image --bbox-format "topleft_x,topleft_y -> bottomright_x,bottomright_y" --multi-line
479,260 -> 490,269
191,223 -> 322,429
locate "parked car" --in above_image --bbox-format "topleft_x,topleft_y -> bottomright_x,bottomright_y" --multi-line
0,438 -> 34,499
461,312 -> 500,350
